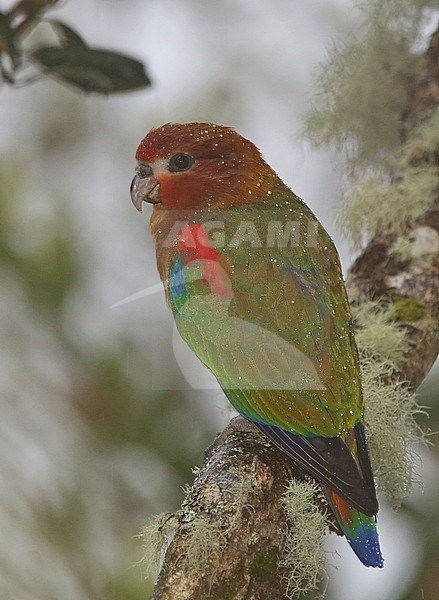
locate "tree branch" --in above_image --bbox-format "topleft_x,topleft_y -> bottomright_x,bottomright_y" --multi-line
150,26 -> 439,600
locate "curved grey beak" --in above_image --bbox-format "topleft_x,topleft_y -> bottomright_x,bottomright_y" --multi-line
130,174 -> 160,212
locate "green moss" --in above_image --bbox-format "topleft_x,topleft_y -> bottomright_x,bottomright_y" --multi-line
211,549 -> 278,600
219,569 -> 247,600
389,297 -> 427,322
249,550 -> 278,578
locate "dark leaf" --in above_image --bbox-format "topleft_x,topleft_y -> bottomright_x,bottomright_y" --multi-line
32,46 -> 151,93
0,11 -> 19,66
47,20 -> 88,48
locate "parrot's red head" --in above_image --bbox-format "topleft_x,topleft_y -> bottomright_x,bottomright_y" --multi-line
131,123 -> 281,212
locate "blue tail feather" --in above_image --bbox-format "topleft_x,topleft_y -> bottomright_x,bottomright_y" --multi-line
325,486 -> 384,568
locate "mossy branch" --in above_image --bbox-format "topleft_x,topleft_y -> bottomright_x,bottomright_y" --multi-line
146,21 -> 439,600
147,419 -> 334,600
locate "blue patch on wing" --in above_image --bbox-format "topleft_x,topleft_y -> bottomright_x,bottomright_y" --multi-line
169,258 -> 186,301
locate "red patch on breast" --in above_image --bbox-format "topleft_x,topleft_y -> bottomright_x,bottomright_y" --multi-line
177,223 -> 233,297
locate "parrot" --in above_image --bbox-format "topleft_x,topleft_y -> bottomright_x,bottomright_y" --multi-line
130,122 -> 383,568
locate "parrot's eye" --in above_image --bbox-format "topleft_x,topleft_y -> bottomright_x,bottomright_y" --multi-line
136,164 -> 153,178
168,153 -> 195,173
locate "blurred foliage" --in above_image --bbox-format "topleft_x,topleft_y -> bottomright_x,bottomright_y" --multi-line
0,0 -> 150,93
0,145 -> 217,597
0,171 -> 79,315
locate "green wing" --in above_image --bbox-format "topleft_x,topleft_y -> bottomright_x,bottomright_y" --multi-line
170,186 -> 363,438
